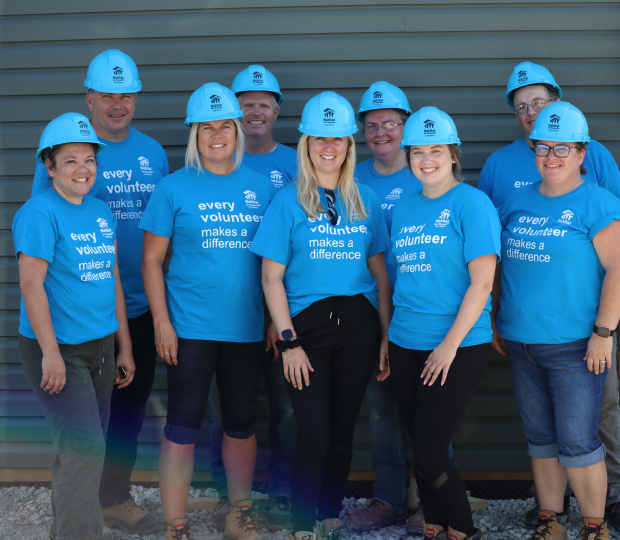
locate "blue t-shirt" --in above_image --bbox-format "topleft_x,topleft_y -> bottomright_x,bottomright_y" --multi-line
13,189 -> 119,345
478,137 -> 620,208
242,143 -> 297,190
497,181 -> 620,344
139,165 -> 276,342
31,127 -> 169,318
355,159 -> 423,293
250,182 -> 390,317
388,183 -> 501,350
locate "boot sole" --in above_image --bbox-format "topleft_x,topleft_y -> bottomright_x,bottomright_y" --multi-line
223,534 -> 265,540
102,515 -> 161,534
348,515 -> 408,532
266,520 -> 293,532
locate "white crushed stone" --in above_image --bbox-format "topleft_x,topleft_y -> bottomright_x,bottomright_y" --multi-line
0,486 -> 619,540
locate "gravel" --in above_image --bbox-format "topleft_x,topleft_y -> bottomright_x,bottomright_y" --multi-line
1,485 -> 619,540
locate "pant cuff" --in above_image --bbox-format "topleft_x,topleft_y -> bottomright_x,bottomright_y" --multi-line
268,490 -> 292,499
527,441 -> 559,459
559,445 -> 606,468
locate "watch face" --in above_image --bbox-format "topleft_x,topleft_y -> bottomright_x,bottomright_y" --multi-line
598,327 -> 611,338
282,329 -> 294,340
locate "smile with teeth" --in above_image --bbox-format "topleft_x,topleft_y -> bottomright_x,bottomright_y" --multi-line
211,144 -> 225,148
248,121 -> 264,124
321,155 -> 336,160
422,167 -> 438,173
73,178 -> 88,183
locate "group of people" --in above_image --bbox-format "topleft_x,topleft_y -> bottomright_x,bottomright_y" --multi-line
12,48 -> 620,540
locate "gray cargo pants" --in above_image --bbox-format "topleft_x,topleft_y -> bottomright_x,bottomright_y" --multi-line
600,341 -> 620,506
19,333 -> 116,540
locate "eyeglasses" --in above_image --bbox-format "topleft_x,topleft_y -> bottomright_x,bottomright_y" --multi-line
513,100 -> 552,114
324,189 -> 338,226
534,144 -> 581,158
364,121 -> 404,133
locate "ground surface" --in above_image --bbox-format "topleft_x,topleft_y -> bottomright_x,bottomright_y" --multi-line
1,485 -> 618,540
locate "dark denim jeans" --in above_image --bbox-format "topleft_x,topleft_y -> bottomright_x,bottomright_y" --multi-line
506,338 -> 607,467
20,333 -> 116,540
209,348 -> 297,498
99,310 -> 157,508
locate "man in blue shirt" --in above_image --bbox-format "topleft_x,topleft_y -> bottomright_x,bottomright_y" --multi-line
207,65 -> 297,532
31,49 -> 168,536
479,61 -> 620,531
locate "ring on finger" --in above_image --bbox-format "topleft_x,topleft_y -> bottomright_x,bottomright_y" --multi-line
164,351 -> 169,355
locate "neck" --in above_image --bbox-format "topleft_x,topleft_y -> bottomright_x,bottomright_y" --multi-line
539,176 -> 584,197
422,176 -> 459,199
200,157 -> 236,176
315,170 -> 340,191
372,150 -> 407,176
52,184 -> 83,205
524,133 -> 533,149
245,133 -> 277,155
92,122 -> 130,143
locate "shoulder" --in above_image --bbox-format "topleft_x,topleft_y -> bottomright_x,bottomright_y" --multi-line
586,139 -> 617,162
277,144 -> 297,158
128,127 -> 166,152
238,165 -> 273,186
581,181 -> 620,204
271,182 -> 298,205
484,139 -> 524,166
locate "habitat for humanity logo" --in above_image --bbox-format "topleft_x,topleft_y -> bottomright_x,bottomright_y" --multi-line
423,119 -> 436,136
323,108 -> 335,125
244,190 -> 260,209
97,217 -> 114,239
77,120 -> 91,136
210,94 -> 222,111
113,66 -> 124,83
138,156 -> 153,176
434,208 -> 451,227
372,91 -> 383,105
517,70 -> 528,84
270,170 -> 284,188
558,209 -> 574,225
252,71 -> 264,86
548,114 -> 561,132
386,188 -> 403,200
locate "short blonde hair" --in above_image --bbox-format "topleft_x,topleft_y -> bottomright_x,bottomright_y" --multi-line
296,134 -> 368,223
185,118 -> 245,172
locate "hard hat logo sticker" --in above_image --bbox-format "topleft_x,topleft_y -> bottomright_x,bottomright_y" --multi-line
423,119 -> 436,136
113,66 -> 124,84
323,108 -> 336,125
372,91 -> 383,105
517,70 -> 528,84
252,71 -> 264,86
77,120 -> 91,136
210,94 -> 223,111
548,114 -> 561,132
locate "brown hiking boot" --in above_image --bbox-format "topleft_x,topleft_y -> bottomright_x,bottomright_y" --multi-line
580,518 -> 610,539
290,532 -> 319,540
423,523 -> 445,539
314,518 -> 351,540
528,511 -> 567,540
223,500 -> 265,540
347,499 -> 408,531
165,518 -> 194,540
102,498 -> 160,534
407,506 -> 425,533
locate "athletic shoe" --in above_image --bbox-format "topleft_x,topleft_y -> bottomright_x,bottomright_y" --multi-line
266,496 -> 293,531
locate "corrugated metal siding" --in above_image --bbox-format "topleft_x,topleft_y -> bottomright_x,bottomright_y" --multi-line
0,1 -> 619,474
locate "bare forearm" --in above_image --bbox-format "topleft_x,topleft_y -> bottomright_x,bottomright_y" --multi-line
263,277 -> 294,335
22,284 -> 60,356
113,280 -> 132,354
444,282 -> 492,349
490,262 -> 502,329
596,265 -> 620,330
375,271 -> 391,336
142,258 -> 170,326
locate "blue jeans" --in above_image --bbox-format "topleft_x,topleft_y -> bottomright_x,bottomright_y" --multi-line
209,349 -> 297,498
364,361 -> 410,514
506,338 -> 607,468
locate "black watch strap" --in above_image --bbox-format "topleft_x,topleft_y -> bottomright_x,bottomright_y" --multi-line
593,325 -> 615,338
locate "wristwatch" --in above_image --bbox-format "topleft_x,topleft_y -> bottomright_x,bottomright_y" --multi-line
593,325 -> 615,338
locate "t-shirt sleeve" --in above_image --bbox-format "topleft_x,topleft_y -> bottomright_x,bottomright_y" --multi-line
461,202 -> 502,264
367,195 -> 390,258
13,205 -> 56,264
593,144 -> 620,200
138,183 -> 174,238
249,206 -> 292,265
159,146 -> 170,177
31,162 -> 50,198
477,158 -> 492,198
587,191 -> 620,241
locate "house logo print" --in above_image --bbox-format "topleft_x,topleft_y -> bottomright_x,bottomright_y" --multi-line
97,218 -> 109,229
139,156 -> 150,167
97,217 -> 114,238
435,208 -> 451,227
253,71 -> 263,80
244,190 -> 261,209
423,119 -> 436,136
548,114 -> 561,132
424,120 -> 435,128
77,120 -> 90,135
210,94 -> 223,111
113,66 -> 124,76
210,95 -> 221,104
439,209 -> 450,220
112,66 -> 124,84
517,70 -> 528,84
386,188 -> 403,200
252,71 -> 264,86
78,120 -> 88,128
323,108 -> 336,125
559,209 -> 574,224
550,114 -> 561,124
372,91 -> 383,104
324,108 -> 335,118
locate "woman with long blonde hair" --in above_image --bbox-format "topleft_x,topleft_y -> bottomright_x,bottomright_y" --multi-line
251,91 -> 391,540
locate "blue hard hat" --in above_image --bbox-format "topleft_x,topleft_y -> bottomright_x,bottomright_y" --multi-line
83,49 -> 142,93
231,65 -> 283,105
505,61 -> 562,107
36,113 -> 106,163
298,92 -> 358,137
400,106 -> 461,149
357,81 -> 412,122
529,101 -> 590,144
184,83 -> 244,126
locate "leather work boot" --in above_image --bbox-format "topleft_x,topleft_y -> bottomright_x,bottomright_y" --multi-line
347,499 -> 408,531
445,526 -> 483,540
313,518 -> 351,540
423,523 -> 445,539
525,484 -> 571,529
213,495 -> 230,532
223,500 -> 265,540
102,498 -> 160,534
528,511 -> 567,540
580,517 -> 610,540
407,505 -> 425,533
165,518 -> 194,540
266,496 -> 293,531
290,532 -> 319,540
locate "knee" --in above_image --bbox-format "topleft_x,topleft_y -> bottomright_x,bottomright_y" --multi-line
297,430 -> 329,458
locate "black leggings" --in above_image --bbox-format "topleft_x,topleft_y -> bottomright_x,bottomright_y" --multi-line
286,295 -> 381,531
389,341 -> 489,533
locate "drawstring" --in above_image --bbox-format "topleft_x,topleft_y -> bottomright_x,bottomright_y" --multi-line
329,298 -> 342,325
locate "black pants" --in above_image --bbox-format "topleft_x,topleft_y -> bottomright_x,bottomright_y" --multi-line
99,310 -> 157,508
389,341 -> 489,533
287,294 -> 381,531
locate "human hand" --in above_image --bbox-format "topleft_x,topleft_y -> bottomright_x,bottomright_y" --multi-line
282,346 -> 314,389
41,352 -> 66,394
115,348 -> 136,388
584,333 -> 613,375
421,341 -> 458,386
265,322 -> 280,362
491,329 -> 508,357
155,320 -> 178,365
376,336 -> 391,381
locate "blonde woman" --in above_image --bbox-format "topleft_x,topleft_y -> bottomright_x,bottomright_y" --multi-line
250,92 -> 391,538
140,83 -> 275,540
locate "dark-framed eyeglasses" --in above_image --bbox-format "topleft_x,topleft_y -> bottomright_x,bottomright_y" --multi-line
324,189 -> 338,226
534,144 -> 581,158
364,121 -> 404,133
513,100 -> 552,114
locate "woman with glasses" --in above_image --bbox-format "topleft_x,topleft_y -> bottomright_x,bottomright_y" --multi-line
140,83 -> 275,540
492,102 -> 620,540
250,91 -> 390,539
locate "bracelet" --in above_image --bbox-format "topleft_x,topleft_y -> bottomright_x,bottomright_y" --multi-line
275,337 -> 303,353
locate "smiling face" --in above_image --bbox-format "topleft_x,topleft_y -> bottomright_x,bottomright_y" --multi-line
535,140 -> 585,188
408,144 -> 456,190
307,136 -> 349,179
512,85 -> 558,138
363,108 -> 406,161
197,119 -> 237,169
46,143 -> 97,204
237,91 -> 279,139
86,90 -> 137,141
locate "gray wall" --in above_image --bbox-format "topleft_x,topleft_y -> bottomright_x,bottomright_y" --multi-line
1,0 -> 618,474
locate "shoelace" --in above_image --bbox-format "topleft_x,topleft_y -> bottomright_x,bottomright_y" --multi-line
271,496 -> 291,511
170,521 -> 193,540
215,495 -> 229,512
581,521 -> 605,539
238,506 -> 262,535
530,518 -> 553,540
325,525 -> 351,540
